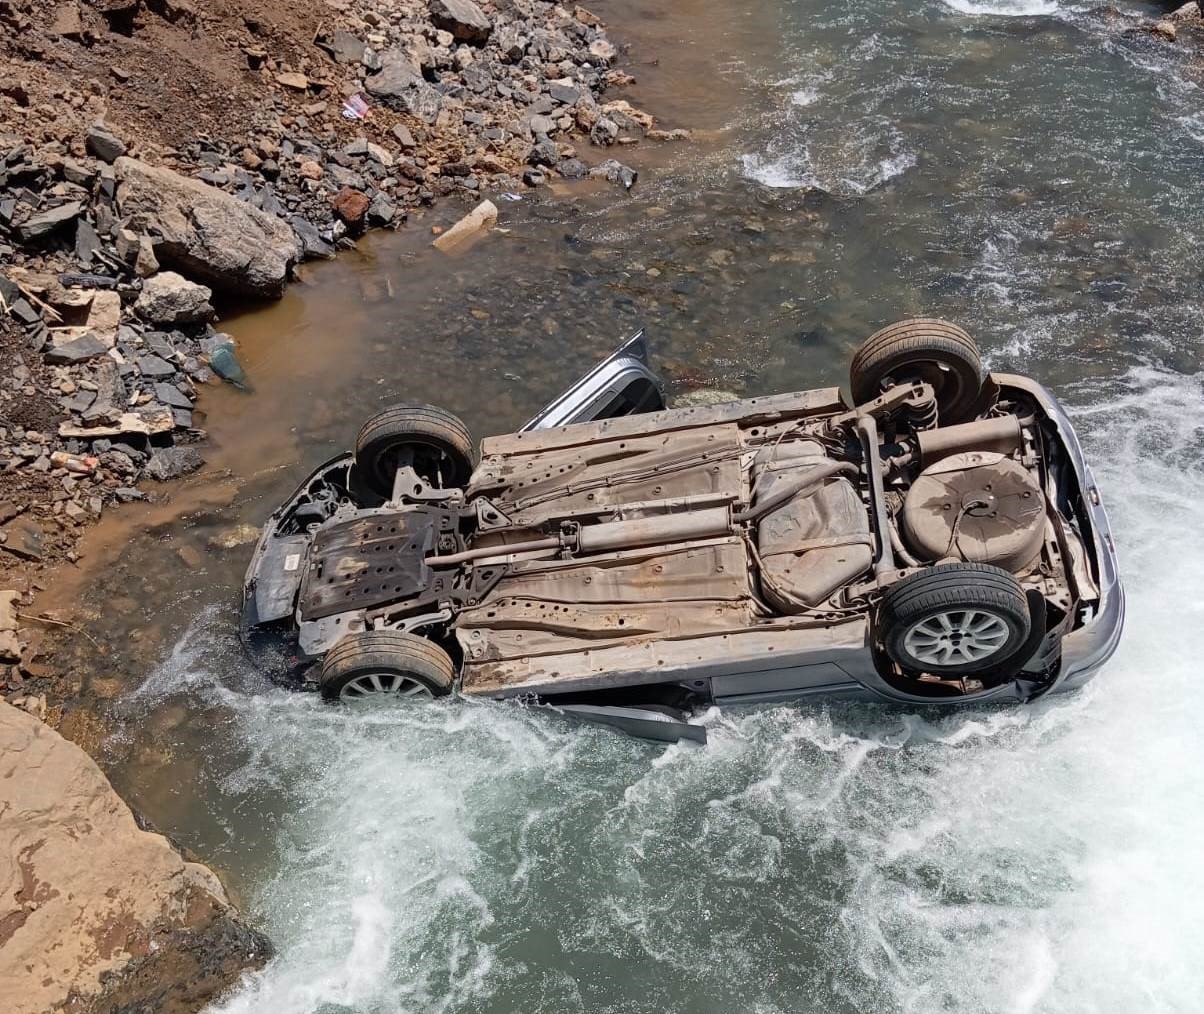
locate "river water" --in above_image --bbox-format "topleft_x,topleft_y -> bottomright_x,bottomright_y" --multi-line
56,0 -> 1204,1011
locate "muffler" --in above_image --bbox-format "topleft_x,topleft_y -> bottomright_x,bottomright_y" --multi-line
916,415 -> 1021,467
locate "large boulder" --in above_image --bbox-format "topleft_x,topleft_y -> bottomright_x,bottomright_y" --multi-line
114,157 -> 299,297
0,702 -> 271,1014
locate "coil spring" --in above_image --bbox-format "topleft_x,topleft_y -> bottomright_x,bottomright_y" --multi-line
902,396 -> 938,432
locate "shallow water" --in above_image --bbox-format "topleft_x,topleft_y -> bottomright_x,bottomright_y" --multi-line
59,0 -> 1204,1010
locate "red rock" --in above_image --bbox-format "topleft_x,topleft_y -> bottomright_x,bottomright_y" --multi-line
330,187 -> 371,230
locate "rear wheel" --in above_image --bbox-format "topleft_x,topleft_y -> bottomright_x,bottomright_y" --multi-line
319,629 -> 456,702
850,318 -> 984,424
876,563 -> 1030,676
354,403 -> 476,499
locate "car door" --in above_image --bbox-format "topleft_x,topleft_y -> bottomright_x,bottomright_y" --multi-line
522,329 -> 666,431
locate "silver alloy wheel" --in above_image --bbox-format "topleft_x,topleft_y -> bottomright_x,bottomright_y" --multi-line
903,609 -> 1010,667
338,671 -> 435,701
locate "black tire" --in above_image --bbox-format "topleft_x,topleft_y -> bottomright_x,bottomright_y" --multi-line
354,403 -> 476,499
850,318 -> 984,424
319,629 -> 456,702
876,563 -> 1030,676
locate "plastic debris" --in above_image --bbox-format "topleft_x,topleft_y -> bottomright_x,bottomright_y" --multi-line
49,451 -> 99,475
341,93 -> 370,120
208,340 -> 249,389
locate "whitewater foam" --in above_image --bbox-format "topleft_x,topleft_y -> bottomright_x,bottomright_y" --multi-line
184,366 -> 1202,1014
940,0 -> 1058,15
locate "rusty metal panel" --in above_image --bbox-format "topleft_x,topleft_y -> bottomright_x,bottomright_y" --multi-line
298,511 -> 435,621
478,387 -> 847,458
459,599 -> 753,662
756,477 -> 873,609
488,539 -> 750,603
459,618 -> 870,698
455,537 -> 756,677
473,423 -> 745,528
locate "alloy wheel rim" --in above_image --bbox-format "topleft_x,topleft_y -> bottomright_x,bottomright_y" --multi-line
339,671 -> 434,701
903,609 -> 1010,667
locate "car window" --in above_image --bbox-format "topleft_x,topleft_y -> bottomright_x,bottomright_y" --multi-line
588,377 -> 664,421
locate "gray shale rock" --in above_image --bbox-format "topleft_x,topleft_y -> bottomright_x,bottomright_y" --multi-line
86,122 -> 128,163
290,216 -> 336,259
316,29 -> 367,65
0,701 -> 271,1014
15,201 -> 82,241
136,354 -> 177,379
366,49 -> 443,123
429,0 -> 493,44
153,382 -> 193,409
114,157 -> 299,297
144,446 -> 205,480
135,271 -> 215,324
45,334 -> 108,364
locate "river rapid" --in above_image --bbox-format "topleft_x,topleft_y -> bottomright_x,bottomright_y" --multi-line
61,0 -> 1203,1011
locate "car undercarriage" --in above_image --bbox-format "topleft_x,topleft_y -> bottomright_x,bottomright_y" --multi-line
242,320 -> 1123,741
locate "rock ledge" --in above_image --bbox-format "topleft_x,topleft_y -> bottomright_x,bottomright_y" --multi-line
0,701 -> 270,1014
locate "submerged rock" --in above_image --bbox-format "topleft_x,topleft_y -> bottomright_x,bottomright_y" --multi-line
674,388 -> 743,408
144,446 -> 205,480
114,157 -> 299,297
589,158 -> 638,190
0,702 -> 271,1014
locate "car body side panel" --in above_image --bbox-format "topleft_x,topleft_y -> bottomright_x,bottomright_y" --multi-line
522,330 -> 666,431
459,616 -> 871,699
480,386 -> 847,459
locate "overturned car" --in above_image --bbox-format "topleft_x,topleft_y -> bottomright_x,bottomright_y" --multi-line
241,320 -> 1123,742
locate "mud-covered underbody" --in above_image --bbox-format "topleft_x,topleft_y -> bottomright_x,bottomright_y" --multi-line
242,362 -> 1122,736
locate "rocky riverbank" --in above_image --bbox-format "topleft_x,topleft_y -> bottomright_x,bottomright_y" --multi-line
0,0 -> 679,1008
0,0 -> 677,714
1095,0 -> 1204,46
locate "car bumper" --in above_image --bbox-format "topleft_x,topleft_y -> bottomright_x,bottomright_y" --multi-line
992,373 -> 1124,693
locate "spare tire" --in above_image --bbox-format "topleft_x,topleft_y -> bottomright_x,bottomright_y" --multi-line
850,318 -> 984,424
876,562 -> 1030,676
354,403 -> 476,499
320,629 -> 456,702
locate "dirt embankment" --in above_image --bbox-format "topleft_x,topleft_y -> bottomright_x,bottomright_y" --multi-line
0,0 -> 679,715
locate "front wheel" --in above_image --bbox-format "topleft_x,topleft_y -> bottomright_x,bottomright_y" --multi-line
319,629 -> 456,702
353,403 -> 476,499
876,563 -> 1030,676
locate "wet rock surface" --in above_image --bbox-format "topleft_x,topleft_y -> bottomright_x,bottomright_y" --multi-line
0,700 -> 271,1014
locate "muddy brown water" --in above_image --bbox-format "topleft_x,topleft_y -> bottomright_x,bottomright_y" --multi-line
43,0 -> 1204,1011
